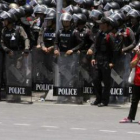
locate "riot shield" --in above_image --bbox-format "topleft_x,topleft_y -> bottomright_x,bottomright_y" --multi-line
110,53 -> 132,96
79,52 -> 95,95
32,48 -> 54,92
53,53 -> 82,96
5,51 -> 32,96
0,50 -> 6,99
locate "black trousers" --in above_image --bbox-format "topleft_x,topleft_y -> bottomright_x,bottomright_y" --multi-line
94,62 -> 111,105
128,85 -> 140,120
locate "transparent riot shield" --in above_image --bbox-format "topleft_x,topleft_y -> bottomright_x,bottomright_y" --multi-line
0,51 -> 6,99
53,52 -> 82,96
32,48 -> 53,92
111,53 -> 132,96
79,52 -> 95,95
5,51 -> 32,96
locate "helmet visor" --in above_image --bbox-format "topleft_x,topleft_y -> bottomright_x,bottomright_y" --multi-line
0,11 -> 9,20
60,13 -> 72,21
104,3 -> 111,11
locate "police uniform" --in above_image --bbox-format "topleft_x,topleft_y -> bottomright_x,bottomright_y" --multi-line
115,27 -> 136,90
31,18 -> 44,46
131,24 -> 140,44
76,26 -> 94,102
55,28 -> 84,52
35,27 -> 56,100
20,17 -> 35,50
92,30 -> 116,106
1,25 -> 30,52
37,26 -> 56,81
38,27 -> 56,48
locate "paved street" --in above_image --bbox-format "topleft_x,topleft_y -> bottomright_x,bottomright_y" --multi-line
0,99 -> 140,140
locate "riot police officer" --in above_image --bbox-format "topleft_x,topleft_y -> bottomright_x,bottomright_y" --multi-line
54,12 -> 84,103
54,12 -> 84,55
91,17 -> 116,107
31,5 -> 47,46
73,13 -> 94,103
0,11 -> 30,102
1,11 -> 30,54
110,11 -> 136,99
127,9 -> 140,44
20,4 -> 35,49
37,10 -> 56,101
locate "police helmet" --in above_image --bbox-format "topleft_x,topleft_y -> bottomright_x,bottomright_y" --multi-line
60,12 -> 73,22
121,5 -> 132,15
18,7 -> 26,17
8,8 -> 25,19
0,11 -> 17,23
0,3 -> 9,12
81,8 -> 89,19
113,0 -> 124,7
23,4 -> 33,16
109,12 -> 125,26
106,14 -> 120,28
104,2 -> 120,11
45,11 -> 56,23
102,0 -> 113,6
89,9 -> 104,21
83,0 -> 94,8
73,6 -> 82,14
34,5 -> 46,15
9,3 -> 19,9
73,13 -> 87,25
127,9 -> 140,19
1,3 -> 9,11
129,1 -> 140,11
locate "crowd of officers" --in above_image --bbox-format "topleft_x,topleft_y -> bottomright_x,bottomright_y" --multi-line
0,0 -> 139,105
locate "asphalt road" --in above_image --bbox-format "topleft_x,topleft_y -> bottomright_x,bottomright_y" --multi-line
0,100 -> 140,140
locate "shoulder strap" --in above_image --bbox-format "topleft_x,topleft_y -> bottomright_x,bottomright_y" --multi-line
106,32 -> 115,43
126,27 -> 130,37
106,34 -> 110,43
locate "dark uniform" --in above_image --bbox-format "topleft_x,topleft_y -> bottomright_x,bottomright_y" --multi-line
55,28 -> 84,52
37,27 -> 56,82
1,26 -> 30,52
131,24 -> 140,44
20,16 -> 35,49
54,24 -> 84,102
38,27 -> 56,48
77,27 -> 94,51
92,30 -> 116,106
115,27 -> 136,90
1,26 -> 30,86
1,24 -> 30,101
77,26 -> 94,102
76,26 -> 94,83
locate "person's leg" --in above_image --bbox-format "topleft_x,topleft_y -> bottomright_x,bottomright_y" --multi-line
100,62 -> 111,106
91,65 -> 102,105
128,85 -> 140,120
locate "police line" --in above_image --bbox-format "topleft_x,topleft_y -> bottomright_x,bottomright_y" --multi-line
4,50 -> 133,96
